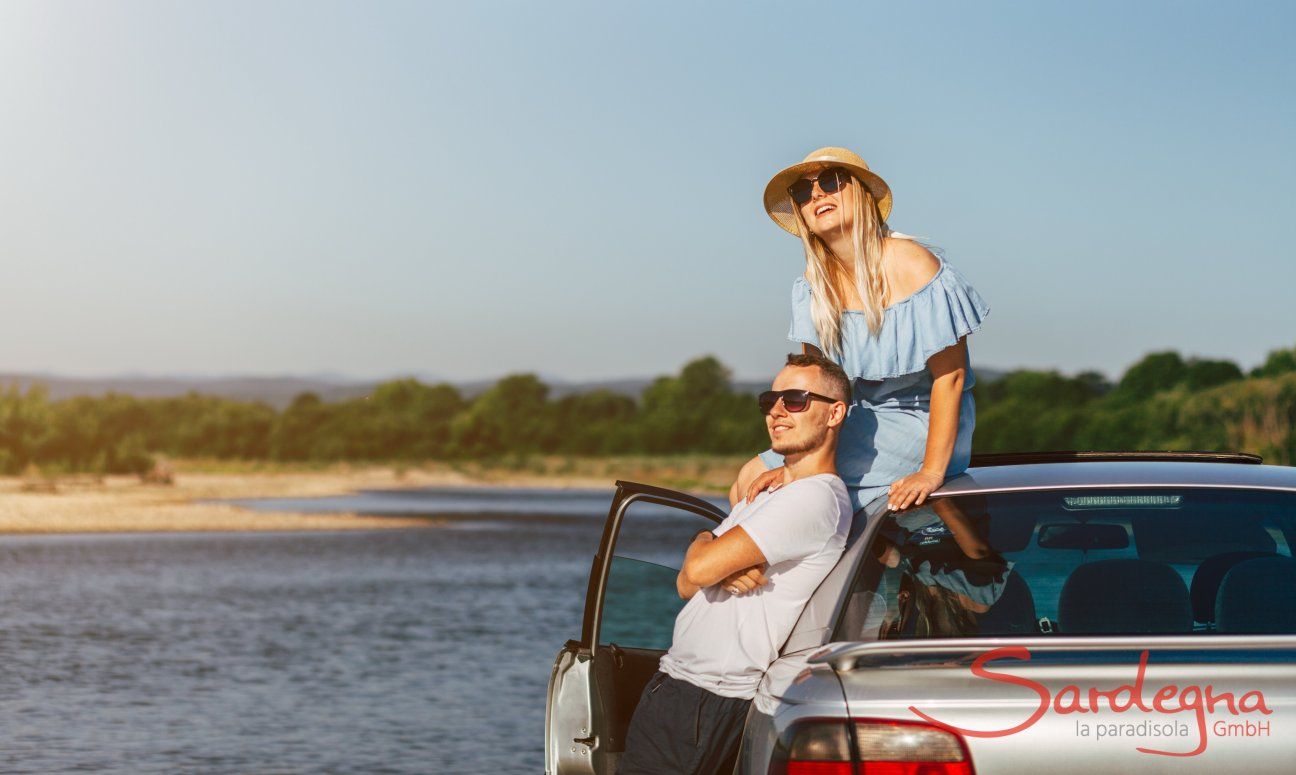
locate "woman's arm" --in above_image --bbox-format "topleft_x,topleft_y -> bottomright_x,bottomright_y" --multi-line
922,336 -> 968,476
729,455 -> 770,506
888,336 -> 968,510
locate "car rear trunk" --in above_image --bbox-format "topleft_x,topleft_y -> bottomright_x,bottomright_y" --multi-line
815,636 -> 1296,774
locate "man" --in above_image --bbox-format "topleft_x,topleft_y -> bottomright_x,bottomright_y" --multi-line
618,353 -> 855,774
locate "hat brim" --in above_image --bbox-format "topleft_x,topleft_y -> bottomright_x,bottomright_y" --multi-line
763,159 -> 892,236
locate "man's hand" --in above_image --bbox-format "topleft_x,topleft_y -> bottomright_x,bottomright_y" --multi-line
744,465 -> 788,503
888,469 -> 944,511
720,564 -> 768,596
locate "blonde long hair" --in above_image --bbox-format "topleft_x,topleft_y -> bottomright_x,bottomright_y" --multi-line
791,178 -> 899,358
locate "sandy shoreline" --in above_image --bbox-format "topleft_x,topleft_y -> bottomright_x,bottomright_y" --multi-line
0,457 -> 741,535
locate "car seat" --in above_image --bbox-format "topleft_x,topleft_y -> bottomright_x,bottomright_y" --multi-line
973,569 -> 1037,635
1216,556 -> 1296,634
1059,559 -> 1192,634
1189,551 -> 1275,626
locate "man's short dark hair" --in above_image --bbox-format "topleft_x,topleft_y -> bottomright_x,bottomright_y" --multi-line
785,352 -> 851,403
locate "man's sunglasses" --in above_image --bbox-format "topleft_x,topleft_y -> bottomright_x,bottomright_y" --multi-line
787,166 -> 852,206
758,389 -> 840,415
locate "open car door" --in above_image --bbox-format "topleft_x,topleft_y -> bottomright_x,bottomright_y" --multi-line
545,480 -> 727,774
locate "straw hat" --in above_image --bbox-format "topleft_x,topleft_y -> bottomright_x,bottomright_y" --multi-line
763,147 -> 892,236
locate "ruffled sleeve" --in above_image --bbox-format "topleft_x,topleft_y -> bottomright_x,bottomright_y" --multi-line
780,259 -> 989,381
848,257 -> 989,380
787,276 -> 821,349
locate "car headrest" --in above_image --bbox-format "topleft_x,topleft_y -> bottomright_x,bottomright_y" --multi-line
974,569 -> 1037,635
1059,559 -> 1192,634
1216,556 -> 1296,634
1132,512 -> 1274,564
1189,551 -> 1274,623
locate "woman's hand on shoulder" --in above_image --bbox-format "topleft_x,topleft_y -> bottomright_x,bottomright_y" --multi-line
730,458 -> 767,508
745,466 -> 789,504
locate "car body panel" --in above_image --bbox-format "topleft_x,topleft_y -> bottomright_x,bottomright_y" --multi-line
738,661 -> 849,773
818,637 -> 1296,773
939,461 -> 1296,496
545,643 -> 596,775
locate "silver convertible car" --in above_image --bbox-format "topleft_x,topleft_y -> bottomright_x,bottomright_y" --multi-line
546,452 -> 1296,773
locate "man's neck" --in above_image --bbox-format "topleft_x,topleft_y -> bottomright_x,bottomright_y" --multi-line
782,445 -> 838,482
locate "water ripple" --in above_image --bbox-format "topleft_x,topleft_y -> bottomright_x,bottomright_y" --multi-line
0,512 -> 599,773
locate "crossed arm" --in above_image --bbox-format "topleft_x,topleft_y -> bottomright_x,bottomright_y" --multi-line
675,527 -> 769,599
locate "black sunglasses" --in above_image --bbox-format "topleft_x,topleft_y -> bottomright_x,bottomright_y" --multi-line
787,166 -> 852,206
758,389 -> 839,415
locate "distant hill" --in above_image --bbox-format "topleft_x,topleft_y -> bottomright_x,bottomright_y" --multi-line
0,373 -> 374,409
0,367 -> 1010,408
453,377 -> 777,400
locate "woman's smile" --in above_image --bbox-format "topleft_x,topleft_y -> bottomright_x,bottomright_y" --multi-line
808,197 -> 842,230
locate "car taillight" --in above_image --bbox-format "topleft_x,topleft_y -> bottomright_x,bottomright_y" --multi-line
772,719 -> 974,775
852,720 -> 972,774
775,720 -> 854,775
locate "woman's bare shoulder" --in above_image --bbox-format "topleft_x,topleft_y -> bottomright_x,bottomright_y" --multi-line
884,237 -> 941,299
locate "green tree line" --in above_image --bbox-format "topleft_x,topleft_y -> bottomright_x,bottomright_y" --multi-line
3,345 -> 1296,476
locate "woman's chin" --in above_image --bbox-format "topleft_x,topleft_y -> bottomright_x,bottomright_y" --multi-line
812,215 -> 845,234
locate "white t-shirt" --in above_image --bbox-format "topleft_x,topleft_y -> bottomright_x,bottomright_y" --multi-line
657,473 -> 853,698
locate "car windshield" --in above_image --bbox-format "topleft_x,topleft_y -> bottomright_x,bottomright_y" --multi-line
835,487 -> 1296,640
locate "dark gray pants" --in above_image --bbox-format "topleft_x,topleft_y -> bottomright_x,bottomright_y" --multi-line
618,672 -> 750,775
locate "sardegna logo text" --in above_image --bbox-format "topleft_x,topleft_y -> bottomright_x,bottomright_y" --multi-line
907,646 -> 1272,757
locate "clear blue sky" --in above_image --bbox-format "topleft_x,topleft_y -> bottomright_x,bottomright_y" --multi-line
2,1 -> 1293,383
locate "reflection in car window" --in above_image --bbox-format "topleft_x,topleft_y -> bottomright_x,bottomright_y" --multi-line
835,488 -> 1296,640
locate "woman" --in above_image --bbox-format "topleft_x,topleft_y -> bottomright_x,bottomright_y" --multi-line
732,147 -> 990,514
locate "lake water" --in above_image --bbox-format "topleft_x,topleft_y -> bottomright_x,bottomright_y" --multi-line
0,486 -> 724,773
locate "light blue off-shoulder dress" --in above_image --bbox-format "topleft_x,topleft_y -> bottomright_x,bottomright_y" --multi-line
758,254 -> 990,513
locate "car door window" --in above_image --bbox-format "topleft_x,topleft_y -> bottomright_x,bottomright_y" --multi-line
601,557 -> 682,650
598,497 -> 722,650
